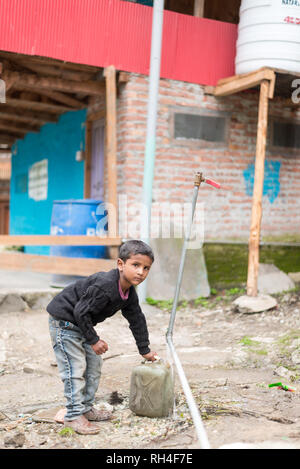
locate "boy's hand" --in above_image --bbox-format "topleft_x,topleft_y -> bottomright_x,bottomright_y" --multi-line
142,351 -> 159,362
91,339 -> 108,355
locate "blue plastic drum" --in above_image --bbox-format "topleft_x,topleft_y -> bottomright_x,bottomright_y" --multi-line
50,199 -> 107,259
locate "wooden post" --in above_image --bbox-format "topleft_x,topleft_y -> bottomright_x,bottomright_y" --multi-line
104,66 -> 118,258
247,79 -> 270,297
194,0 -> 205,17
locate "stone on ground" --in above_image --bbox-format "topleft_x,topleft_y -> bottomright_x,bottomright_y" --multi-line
233,294 -> 277,314
0,292 -> 28,313
258,263 -> 295,295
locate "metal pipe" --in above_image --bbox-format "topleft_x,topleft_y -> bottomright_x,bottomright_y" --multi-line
138,0 -> 165,304
166,172 -> 211,449
166,338 -> 211,449
166,176 -> 202,339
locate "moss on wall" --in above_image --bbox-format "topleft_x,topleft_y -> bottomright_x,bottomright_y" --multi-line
203,243 -> 300,289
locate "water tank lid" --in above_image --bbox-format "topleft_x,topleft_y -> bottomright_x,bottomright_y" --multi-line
52,199 -> 103,205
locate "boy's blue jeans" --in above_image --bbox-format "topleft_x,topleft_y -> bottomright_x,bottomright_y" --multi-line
48,316 -> 102,421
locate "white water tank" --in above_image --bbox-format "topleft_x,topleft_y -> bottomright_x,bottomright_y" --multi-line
236,0 -> 300,75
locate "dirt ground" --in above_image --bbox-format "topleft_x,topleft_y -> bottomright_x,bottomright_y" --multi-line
1,289 -> 300,450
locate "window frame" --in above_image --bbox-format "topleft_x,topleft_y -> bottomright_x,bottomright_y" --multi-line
269,116 -> 300,157
169,106 -> 230,149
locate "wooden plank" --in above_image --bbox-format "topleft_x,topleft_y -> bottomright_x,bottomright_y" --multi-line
13,84 -> 86,109
0,235 -> 122,246
194,0 -> 205,17
105,66 -> 118,244
88,110 -> 106,121
84,121 -> 92,199
0,135 -> 16,144
247,80 -> 270,297
0,251 -> 116,276
0,122 -> 37,135
2,70 -> 105,96
0,160 -> 11,179
214,68 -> 276,97
118,71 -> 131,83
0,115 -> 42,133
0,52 -> 101,74
14,60 -> 96,82
0,107 -> 58,124
5,98 -> 72,114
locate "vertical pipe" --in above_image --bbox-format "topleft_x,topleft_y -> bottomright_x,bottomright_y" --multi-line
138,0 -> 165,303
166,178 -> 201,339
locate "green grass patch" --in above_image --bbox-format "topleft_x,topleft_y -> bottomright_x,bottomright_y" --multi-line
58,427 -> 75,437
240,336 -> 260,347
239,336 -> 268,356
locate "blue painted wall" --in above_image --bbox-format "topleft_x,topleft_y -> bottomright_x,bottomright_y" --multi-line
244,160 -> 281,204
10,110 -> 87,255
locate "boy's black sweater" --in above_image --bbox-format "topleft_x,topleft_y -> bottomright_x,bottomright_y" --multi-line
47,268 -> 150,355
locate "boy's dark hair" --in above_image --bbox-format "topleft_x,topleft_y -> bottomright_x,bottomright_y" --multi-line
119,240 -> 154,263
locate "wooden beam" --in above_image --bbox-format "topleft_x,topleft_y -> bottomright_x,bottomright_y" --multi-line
104,66 -> 118,250
213,68 -> 276,98
118,71 -> 131,83
194,0 -> 205,17
5,98 -> 73,114
0,122 -> 38,135
0,107 -> 58,124
0,235 -> 122,246
0,148 -> 11,154
0,111 -> 44,127
12,83 -> 86,108
0,135 -> 16,144
247,80 -> 271,297
15,60 -> 96,82
2,70 -> 105,96
0,251 -> 116,276
0,53 -> 100,73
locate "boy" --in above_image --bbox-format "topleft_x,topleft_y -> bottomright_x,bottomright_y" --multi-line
47,240 -> 157,435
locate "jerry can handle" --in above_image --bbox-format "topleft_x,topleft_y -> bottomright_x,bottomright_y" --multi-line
141,354 -> 161,364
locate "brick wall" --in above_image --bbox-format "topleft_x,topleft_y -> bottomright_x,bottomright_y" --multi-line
115,73 -> 300,243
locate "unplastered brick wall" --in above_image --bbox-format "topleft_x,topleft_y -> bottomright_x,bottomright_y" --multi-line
115,73 -> 300,242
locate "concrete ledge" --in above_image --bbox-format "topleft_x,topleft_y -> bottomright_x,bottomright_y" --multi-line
0,288 -> 60,313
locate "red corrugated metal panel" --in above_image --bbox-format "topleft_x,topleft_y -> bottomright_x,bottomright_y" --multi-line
0,0 -> 237,86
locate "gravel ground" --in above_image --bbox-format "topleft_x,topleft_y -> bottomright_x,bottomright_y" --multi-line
1,288 -> 300,450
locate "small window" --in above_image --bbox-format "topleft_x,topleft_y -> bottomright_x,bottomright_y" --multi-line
272,121 -> 300,149
174,113 -> 226,143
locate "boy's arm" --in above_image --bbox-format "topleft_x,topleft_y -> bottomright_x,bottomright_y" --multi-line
73,286 -> 108,345
121,294 -> 151,356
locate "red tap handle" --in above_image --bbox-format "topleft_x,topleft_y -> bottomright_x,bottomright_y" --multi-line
205,178 -> 221,189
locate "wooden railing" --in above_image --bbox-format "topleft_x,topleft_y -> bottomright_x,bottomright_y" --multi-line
0,235 -> 122,276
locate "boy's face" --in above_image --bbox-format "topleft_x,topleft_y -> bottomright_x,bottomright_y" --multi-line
118,254 -> 153,287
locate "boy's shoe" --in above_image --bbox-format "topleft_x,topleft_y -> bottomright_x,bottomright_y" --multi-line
64,415 -> 101,435
84,407 -> 113,422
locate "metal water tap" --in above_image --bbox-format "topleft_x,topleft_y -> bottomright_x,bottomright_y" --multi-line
194,171 -> 221,189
